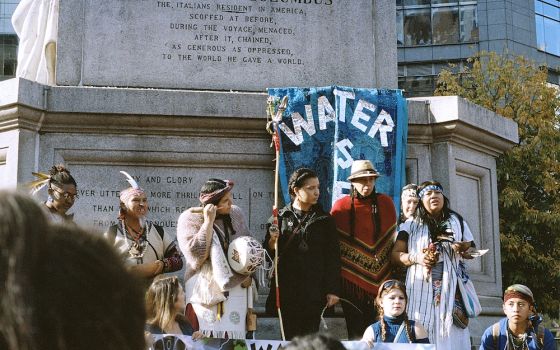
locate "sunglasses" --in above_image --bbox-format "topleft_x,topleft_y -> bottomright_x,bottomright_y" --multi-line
380,279 -> 405,292
51,186 -> 79,200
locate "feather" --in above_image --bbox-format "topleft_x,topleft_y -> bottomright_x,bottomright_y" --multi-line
32,172 -> 50,180
120,171 -> 139,189
26,172 -> 51,195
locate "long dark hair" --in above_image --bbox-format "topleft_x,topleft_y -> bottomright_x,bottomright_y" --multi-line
416,181 -> 452,242
200,178 -> 235,240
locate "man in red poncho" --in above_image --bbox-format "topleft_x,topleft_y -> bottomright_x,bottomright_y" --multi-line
330,160 -> 397,340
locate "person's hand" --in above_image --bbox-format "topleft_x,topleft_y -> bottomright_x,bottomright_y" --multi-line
452,241 -> 472,254
241,276 -> 252,288
460,247 -> 477,259
268,224 -> 280,250
192,331 -> 204,340
203,203 -> 217,224
416,251 -> 438,267
326,294 -> 339,307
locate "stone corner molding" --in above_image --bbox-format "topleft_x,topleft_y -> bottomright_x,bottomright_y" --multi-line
408,96 -> 520,156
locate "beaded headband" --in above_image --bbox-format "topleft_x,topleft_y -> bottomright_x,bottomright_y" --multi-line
418,184 -> 443,199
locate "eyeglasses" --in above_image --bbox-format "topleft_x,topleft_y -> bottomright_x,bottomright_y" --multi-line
51,187 -> 79,200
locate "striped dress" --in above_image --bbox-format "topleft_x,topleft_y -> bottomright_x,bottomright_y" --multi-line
399,213 -> 474,350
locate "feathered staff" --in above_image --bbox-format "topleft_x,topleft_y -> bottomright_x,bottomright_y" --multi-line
27,172 -> 51,195
265,94 -> 288,341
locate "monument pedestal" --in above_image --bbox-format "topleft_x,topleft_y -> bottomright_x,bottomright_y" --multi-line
0,0 -> 520,344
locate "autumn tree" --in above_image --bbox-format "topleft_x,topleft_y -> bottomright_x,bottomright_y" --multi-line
435,52 -> 560,314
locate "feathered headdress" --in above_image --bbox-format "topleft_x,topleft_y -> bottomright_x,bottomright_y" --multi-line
27,172 -> 51,195
119,171 -> 145,203
120,171 -> 139,189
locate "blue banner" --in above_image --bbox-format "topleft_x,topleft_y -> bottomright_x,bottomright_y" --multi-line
267,86 -> 408,212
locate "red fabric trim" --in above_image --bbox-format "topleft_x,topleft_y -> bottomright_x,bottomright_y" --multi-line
185,303 -> 199,331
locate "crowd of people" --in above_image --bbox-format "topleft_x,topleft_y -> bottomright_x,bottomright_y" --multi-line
0,162 -> 557,350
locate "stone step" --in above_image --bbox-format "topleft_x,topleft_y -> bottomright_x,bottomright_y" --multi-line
252,290 -> 349,340
254,316 -> 349,341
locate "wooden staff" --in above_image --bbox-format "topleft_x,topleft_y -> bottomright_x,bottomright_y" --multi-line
266,95 -> 288,341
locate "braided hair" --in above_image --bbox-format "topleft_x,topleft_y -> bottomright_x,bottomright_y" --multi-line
349,184 -> 380,238
376,280 -> 414,343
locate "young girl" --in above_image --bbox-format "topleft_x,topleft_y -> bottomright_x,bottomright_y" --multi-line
361,279 -> 429,346
145,276 -> 203,339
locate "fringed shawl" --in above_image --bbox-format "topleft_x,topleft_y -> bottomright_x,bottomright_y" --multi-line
177,205 -> 252,339
331,194 -> 397,302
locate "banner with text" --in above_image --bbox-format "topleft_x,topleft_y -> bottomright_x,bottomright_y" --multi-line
148,335 -> 435,350
267,86 -> 408,212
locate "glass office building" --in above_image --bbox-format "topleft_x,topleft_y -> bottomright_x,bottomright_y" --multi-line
0,1 -> 19,81
397,0 -> 560,96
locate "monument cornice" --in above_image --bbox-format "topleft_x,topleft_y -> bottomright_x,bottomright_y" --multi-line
0,105 -> 45,132
39,112 -> 270,139
407,96 -> 520,156
0,78 -> 275,137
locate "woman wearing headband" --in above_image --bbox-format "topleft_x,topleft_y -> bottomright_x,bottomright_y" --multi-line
391,180 -> 476,349
399,184 -> 419,224
105,172 -> 183,282
264,168 -> 340,339
28,164 -> 78,223
177,178 -> 253,339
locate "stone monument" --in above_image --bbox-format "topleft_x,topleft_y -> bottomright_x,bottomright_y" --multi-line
0,0 -> 518,343
1,0 -> 397,237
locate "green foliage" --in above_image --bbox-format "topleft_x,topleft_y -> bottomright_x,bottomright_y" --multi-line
435,52 -> 560,315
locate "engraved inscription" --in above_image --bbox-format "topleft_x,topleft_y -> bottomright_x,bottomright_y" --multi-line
159,1 -> 312,66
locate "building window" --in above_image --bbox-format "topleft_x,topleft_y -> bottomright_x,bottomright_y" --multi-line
397,1 -> 478,47
398,61 -> 465,97
1,1 -> 20,81
536,0 -> 560,56
432,6 -> 460,44
460,5 -> 479,42
0,35 -> 18,80
404,8 -> 432,46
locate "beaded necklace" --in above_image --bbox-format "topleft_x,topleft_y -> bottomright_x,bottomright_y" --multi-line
121,220 -> 148,263
507,326 -> 529,350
